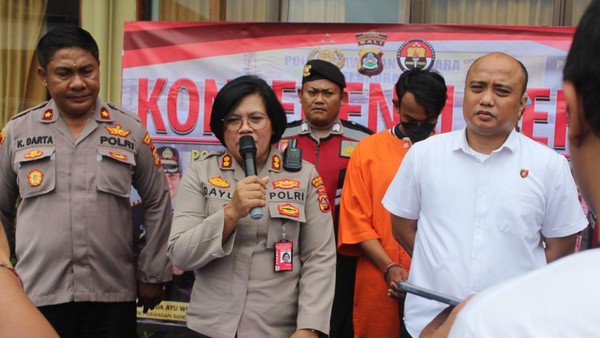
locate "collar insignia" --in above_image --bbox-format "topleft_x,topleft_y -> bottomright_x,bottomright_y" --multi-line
42,109 -> 53,121
221,155 -> 232,168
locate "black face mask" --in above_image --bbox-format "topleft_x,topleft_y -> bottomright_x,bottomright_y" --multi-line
401,121 -> 436,143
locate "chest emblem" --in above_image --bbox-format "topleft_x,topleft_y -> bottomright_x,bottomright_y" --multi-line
24,150 -> 43,159
273,179 -> 301,189
340,140 -> 357,158
109,151 -> 128,161
520,168 -> 529,178
28,169 -> 43,187
105,124 -> 131,137
278,204 -> 300,217
209,176 -> 231,188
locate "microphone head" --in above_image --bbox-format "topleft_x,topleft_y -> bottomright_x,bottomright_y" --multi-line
238,135 -> 257,156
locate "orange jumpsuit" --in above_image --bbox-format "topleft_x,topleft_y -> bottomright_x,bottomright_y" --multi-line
338,130 -> 412,338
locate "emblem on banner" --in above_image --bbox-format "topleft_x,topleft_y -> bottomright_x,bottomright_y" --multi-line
520,168 -> 529,178
355,32 -> 387,77
24,150 -> 43,159
28,169 -> 43,187
42,109 -> 53,121
396,39 -> 436,71
278,204 -> 300,217
208,176 -> 231,188
105,124 -> 131,137
307,34 -> 345,69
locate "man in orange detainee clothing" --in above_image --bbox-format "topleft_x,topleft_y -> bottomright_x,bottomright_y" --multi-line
338,69 -> 447,337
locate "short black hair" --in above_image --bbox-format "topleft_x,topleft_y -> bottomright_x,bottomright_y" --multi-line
395,69 -> 447,119
36,26 -> 99,69
564,0 -> 600,137
210,75 -> 287,146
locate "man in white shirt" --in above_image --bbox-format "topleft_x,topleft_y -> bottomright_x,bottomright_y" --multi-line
382,51 -> 588,338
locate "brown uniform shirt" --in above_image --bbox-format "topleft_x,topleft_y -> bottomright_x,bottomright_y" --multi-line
168,147 -> 336,337
0,99 -> 172,306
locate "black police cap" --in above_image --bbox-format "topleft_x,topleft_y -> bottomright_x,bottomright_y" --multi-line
302,59 -> 346,89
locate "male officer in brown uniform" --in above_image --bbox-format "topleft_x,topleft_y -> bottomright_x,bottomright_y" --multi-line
0,26 -> 172,337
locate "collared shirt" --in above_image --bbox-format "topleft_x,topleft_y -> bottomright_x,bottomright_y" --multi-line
0,99 -> 172,306
449,249 -> 600,337
382,128 -> 587,338
167,147 -> 336,338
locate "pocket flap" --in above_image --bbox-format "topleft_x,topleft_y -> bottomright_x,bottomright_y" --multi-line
267,202 -> 306,223
15,146 -> 55,163
98,146 -> 136,165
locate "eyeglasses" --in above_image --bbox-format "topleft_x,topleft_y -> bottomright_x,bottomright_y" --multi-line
222,113 -> 269,131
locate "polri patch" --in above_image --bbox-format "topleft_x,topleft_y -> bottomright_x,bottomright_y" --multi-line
520,168 -> 529,178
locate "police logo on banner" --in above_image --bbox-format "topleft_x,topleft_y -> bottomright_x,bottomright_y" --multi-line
396,39 -> 436,71
356,32 -> 387,77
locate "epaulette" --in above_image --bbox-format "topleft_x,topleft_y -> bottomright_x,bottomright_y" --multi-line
341,119 -> 374,135
285,120 -> 303,128
202,149 -> 226,159
10,101 -> 49,121
106,102 -> 141,123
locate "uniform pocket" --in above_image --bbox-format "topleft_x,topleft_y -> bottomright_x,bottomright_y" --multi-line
97,146 -> 136,197
14,146 -> 56,198
265,202 -> 305,249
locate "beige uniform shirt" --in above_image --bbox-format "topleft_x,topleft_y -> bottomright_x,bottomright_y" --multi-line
0,99 -> 172,306
168,147 -> 336,337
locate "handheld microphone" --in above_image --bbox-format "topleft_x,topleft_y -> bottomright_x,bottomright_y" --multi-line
238,135 -> 263,219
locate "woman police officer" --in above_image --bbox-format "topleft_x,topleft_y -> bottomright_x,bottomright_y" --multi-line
168,75 -> 336,338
